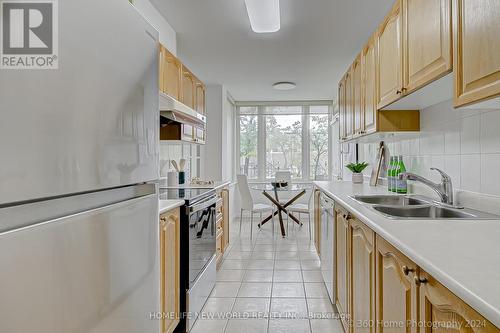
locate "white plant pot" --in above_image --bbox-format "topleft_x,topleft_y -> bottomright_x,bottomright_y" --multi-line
352,173 -> 364,184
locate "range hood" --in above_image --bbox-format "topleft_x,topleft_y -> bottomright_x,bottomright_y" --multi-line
159,92 -> 206,127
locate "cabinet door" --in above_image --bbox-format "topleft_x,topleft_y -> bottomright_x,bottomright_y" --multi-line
162,47 -> 182,100
418,270 -> 500,333
345,70 -> 354,140
362,37 -> 377,135
375,235 -> 418,333
335,209 -> 350,330
338,77 -> 347,141
221,188 -> 230,249
195,80 -> 206,115
160,208 -> 180,333
181,66 -> 196,109
314,189 -> 321,254
453,0 -> 500,107
404,0 -> 452,93
352,55 -> 364,137
377,0 -> 404,109
349,218 -> 376,333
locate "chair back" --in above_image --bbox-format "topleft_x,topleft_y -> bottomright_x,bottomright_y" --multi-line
237,174 -> 254,211
275,171 -> 292,186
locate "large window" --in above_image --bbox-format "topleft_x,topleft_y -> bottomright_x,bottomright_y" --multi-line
239,107 -> 259,179
238,103 -> 332,181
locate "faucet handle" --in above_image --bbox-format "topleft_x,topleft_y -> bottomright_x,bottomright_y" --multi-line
430,168 -> 451,182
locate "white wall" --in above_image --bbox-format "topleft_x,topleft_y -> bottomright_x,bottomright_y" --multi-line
358,99 -> 500,212
201,84 -> 235,182
132,0 -> 177,54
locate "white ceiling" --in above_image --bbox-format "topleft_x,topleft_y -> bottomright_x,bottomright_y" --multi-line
151,0 -> 394,101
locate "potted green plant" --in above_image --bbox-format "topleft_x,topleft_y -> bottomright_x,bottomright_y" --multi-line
346,162 -> 369,184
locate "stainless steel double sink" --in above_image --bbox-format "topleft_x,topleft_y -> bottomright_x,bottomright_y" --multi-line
350,195 -> 500,220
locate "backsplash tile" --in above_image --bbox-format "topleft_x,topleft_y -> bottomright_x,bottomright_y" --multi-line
357,99 -> 500,201
460,115 -> 481,154
480,110 -> 500,154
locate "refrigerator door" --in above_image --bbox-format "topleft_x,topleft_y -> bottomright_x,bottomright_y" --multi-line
0,184 -> 159,333
0,0 -> 159,205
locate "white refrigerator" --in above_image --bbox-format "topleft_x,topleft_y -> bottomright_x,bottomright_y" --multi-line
0,0 -> 161,332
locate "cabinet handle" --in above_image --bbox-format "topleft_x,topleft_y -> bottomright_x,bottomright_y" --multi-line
414,276 -> 428,285
396,90 -> 402,95
401,87 -> 407,92
160,217 -> 166,222
402,265 -> 415,276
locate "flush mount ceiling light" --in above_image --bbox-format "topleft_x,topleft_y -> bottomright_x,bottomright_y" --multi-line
273,82 -> 296,90
244,0 -> 280,33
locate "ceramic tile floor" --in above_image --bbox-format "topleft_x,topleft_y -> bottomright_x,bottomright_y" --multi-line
191,216 -> 344,333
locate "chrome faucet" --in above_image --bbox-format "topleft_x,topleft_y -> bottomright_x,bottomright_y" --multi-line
399,168 -> 454,205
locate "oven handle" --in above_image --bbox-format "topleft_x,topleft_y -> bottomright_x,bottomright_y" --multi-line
188,196 -> 218,213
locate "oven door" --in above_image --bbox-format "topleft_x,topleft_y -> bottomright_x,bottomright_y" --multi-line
188,196 -> 217,288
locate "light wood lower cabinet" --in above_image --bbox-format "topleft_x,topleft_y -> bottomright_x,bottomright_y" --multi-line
159,208 -> 180,333
314,189 -> 322,255
375,235 -> 418,333
418,270 -> 500,333
321,201 -> 500,333
335,207 -> 350,331
349,218 -> 376,333
216,186 -> 230,269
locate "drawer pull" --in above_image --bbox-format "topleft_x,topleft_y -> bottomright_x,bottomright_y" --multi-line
414,276 -> 428,285
402,265 -> 415,276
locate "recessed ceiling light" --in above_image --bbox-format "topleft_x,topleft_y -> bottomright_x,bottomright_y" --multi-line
273,82 -> 296,91
244,0 -> 280,33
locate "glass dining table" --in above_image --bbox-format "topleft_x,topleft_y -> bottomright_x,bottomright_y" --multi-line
250,183 -> 312,238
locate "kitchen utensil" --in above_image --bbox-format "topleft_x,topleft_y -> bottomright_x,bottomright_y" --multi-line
179,158 -> 186,171
171,160 -> 179,172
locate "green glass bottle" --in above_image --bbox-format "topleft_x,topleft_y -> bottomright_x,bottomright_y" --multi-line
396,155 -> 407,194
388,157 -> 395,192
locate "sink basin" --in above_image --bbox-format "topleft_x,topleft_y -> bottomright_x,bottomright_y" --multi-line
351,195 -> 430,206
373,205 -> 500,220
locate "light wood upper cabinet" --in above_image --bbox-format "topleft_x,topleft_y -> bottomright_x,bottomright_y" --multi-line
418,270 -> 500,333
335,208 -> 350,331
195,79 -> 206,115
181,66 -> 196,109
338,76 -> 347,141
376,0 -> 404,109
403,0 -> 452,93
362,36 -> 377,135
352,55 -> 364,137
349,218 -> 375,333
375,235 -> 418,333
160,46 -> 182,101
345,70 -> 354,140
160,208 -> 180,333
453,0 -> 500,107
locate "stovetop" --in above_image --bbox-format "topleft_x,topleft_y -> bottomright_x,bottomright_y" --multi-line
159,188 -> 216,205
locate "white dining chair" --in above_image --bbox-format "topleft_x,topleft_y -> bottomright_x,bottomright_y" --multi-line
287,189 -> 314,239
237,174 -> 275,239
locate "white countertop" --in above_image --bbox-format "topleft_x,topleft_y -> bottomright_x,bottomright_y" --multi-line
314,181 -> 500,328
160,180 -> 233,191
159,199 -> 184,215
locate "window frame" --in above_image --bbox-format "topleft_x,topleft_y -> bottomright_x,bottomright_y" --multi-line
236,101 -> 333,182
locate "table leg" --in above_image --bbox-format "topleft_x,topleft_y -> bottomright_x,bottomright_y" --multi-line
274,187 -> 286,237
